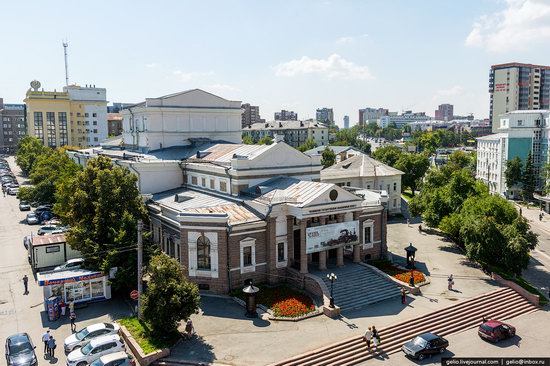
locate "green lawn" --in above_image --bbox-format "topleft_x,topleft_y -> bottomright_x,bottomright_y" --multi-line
402,190 -> 414,201
118,317 -> 180,354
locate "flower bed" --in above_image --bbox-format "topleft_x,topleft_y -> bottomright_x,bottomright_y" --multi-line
233,285 -> 317,318
370,260 -> 426,285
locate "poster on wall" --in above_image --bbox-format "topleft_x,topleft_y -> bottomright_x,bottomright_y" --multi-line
306,221 -> 359,254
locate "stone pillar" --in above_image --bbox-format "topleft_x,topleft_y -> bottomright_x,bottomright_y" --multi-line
353,211 -> 361,263
300,219 -> 308,274
336,214 -> 344,267
319,216 -> 327,270
287,216 -> 294,266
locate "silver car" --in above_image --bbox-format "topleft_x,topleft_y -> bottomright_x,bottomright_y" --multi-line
64,323 -> 120,353
26,213 -> 39,225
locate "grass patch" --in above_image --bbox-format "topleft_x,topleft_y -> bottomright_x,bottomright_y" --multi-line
118,317 -> 180,354
402,190 -> 414,202
369,259 -> 426,285
232,285 -> 316,318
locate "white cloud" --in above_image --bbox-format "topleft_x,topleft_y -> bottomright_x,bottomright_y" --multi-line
275,54 -> 374,80
173,70 -> 214,82
465,0 -> 550,52
336,36 -> 355,44
205,83 -> 240,92
432,85 -> 465,101
146,63 -> 159,68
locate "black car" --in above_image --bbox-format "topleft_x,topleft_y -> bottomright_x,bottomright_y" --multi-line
34,205 -> 53,214
19,201 -> 31,211
5,333 -> 37,366
401,333 -> 448,361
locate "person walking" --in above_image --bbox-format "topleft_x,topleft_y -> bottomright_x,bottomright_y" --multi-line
185,319 -> 194,338
409,272 -> 415,287
41,330 -> 50,354
406,218 -> 410,227
70,311 -> 77,332
372,326 -> 379,351
448,274 -> 454,290
519,207 -> 523,215
401,287 -> 407,304
22,275 -> 29,294
47,335 -> 56,358
69,299 -> 75,314
363,327 -> 373,351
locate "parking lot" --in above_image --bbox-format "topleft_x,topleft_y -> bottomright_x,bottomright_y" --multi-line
0,156 -> 132,366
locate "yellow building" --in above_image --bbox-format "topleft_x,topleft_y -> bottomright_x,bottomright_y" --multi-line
24,81 -> 108,148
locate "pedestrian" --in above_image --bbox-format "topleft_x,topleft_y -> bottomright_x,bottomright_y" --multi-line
70,311 -> 76,332
60,300 -> 66,316
47,335 -> 56,358
69,299 -> 74,314
520,207 -> 523,215
41,330 -> 50,354
409,272 -> 415,287
406,218 -> 410,227
418,224 -> 422,233
2,189 -> 5,197
401,287 -> 407,304
363,327 -> 373,351
185,319 -> 194,338
482,315 -> 488,323
448,274 -> 454,290
22,274 -> 29,294
372,326 -> 379,351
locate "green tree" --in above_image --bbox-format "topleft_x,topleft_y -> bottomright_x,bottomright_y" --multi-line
505,157 -> 523,190
394,153 -> 430,195
522,151 -> 535,200
15,136 -> 50,174
242,134 -> 254,145
141,254 -> 200,337
320,147 -> 336,168
372,145 -> 403,166
258,135 -> 273,145
297,138 -> 317,152
55,156 -> 148,292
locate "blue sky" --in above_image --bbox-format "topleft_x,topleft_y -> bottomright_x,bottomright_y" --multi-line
1,0 -> 550,126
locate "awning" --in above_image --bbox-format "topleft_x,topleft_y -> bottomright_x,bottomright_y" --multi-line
37,269 -> 104,286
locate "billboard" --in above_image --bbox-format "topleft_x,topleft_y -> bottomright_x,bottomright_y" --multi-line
306,221 -> 359,254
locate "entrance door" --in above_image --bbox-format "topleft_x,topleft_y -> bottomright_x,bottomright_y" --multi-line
293,229 -> 301,269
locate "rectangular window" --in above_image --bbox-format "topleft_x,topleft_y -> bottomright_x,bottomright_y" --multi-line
364,226 -> 372,243
393,182 -> 397,191
33,112 -> 44,141
93,121 -> 97,125
46,112 -> 56,147
243,246 -> 252,266
92,113 -> 97,117
277,243 -> 285,262
201,177 -> 206,187
191,176 -> 197,185
220,181 -> 227,192
210,179 -> 215,189
85,113 -> 89,117
46,245 -> 60,253
58,112 -> 68,146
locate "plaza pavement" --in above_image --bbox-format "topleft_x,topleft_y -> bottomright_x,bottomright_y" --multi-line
171,209 -> 502,365
0,156 -> 132,366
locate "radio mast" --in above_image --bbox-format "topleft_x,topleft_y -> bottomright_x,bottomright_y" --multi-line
62,41 -> 69,86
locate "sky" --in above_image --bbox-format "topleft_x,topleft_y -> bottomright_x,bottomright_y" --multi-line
1,0 -> 550,127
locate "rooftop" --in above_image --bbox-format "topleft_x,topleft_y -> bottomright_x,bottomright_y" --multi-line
492,62 -> 550,70
188,143 -> 273,164
303,145 -> 361,156
31,234 -> 66,247
476,133 -> 508,140
246,120 -> 329,130
321,154 -> 404,179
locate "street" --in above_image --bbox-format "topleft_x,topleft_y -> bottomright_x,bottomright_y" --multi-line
0,157 -> 131,366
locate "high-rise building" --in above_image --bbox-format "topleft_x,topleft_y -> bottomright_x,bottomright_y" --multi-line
489,62 -> 550,133
241,103 -> 264,128
434,104 -> 454,121
316,108 -> 334,126
343,115 -> 350,129
0,98 -> 26,153
24,81 -> 108,148
358,107 -> 388,126
378,111 -> 430,128
274,110 -> 298,121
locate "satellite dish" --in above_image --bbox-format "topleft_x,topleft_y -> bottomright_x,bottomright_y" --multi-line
30,80 -> 41,91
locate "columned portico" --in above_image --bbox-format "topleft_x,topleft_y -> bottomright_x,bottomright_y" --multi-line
318,216 -> 328,270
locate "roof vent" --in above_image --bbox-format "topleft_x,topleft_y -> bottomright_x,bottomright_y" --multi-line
255,186 -> 270,194
174,194 -> 193,203
343,162 -> 352,169
196,151 -> 210,159
232,154 -> 249,160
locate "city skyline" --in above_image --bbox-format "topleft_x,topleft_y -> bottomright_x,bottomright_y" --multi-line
1,0 -> 550,126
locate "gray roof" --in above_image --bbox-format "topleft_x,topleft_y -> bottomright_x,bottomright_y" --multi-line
303,145 -> 361,156
321,154 -> 404,180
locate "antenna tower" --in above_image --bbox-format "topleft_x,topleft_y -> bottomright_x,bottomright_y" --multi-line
62,41 -> 69,86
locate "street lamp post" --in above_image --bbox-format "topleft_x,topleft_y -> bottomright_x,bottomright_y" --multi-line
327,273 -> 337,308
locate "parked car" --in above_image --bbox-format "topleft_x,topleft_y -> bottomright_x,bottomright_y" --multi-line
55,258 -> 85,271
66,334 -> 125,366
38,211 -> 54,223
34,205 -> 53,214
5,333 -> 38,366
64,323 -> 121,353
7,187 -> 19,196
478,320 -> 516,342
401,333 -> 449,360
90,352 -> 135,366
26,213 -> 40,225
19,201 -> 31,211
37,225 -> 61,235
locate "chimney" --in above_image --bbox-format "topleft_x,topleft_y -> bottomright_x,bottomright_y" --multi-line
339,151 -> 347,161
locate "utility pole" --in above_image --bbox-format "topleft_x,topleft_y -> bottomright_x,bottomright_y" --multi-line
62,41 -> 69,86
137,219 -> 144,318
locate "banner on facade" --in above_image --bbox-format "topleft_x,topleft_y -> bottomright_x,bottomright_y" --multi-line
306,221 -> 359,254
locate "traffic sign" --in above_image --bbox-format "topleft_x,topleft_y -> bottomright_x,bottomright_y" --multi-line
130,290 -> 139,300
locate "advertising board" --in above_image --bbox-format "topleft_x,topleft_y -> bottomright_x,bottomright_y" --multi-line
305,220 -> 359,254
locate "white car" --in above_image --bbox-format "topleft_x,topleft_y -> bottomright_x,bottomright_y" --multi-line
90,352 -> 135,366
66,335 -> 125,366
55,258 -> 85,271
37,225 -> 61,236
64,323 -> 120,353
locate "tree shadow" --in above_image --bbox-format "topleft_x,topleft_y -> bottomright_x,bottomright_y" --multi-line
438,244 -> 463,254
167,335 -> 216,365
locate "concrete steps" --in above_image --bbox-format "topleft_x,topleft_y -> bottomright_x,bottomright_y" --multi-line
271,287 -> 538,366
317,265 -> 401,311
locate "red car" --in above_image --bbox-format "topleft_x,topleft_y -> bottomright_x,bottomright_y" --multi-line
478,320 -> 516,342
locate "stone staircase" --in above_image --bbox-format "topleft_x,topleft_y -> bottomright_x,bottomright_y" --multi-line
315,263 -> 401,312
270,287 -> 539,366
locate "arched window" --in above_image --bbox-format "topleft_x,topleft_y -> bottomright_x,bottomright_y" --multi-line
197,234 -> 211,270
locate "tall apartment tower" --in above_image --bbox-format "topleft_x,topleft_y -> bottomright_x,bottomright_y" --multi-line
343,115 -> 350,129
0,98 -> 26,153
274,110 -> 298,121
241,103 -> 263,128
316,107 -> 334,126
24,81 -> 108,148
489,62 -> 550,132
434,104 -> 454,121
